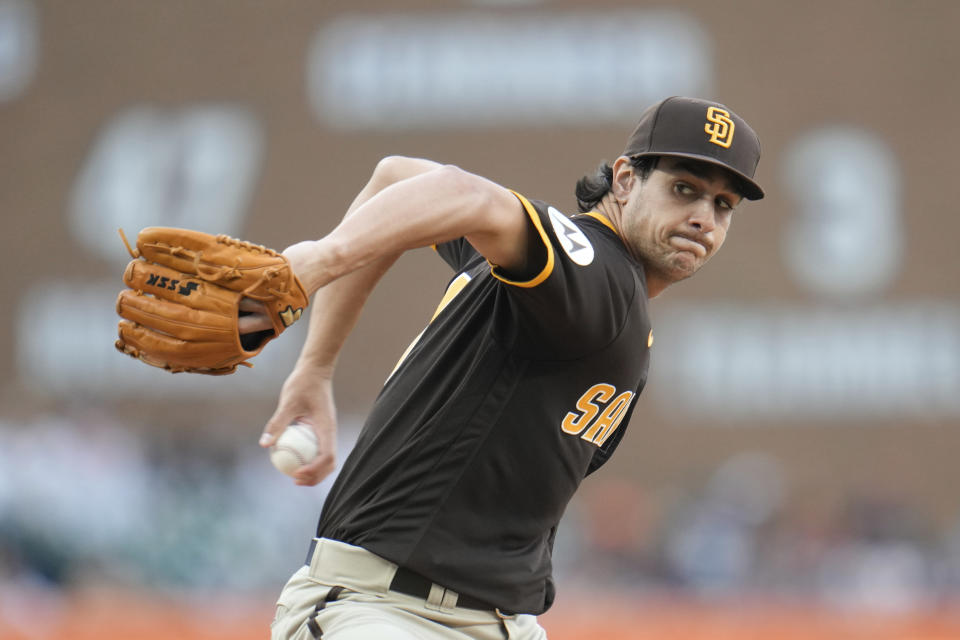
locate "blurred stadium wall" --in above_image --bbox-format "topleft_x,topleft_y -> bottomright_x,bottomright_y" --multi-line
1,1 -> 959,638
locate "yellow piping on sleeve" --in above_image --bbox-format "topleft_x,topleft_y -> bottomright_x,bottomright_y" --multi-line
580,211 -> 620,237
488,191 -> 555,289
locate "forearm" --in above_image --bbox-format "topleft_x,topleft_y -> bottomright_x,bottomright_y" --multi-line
294,253 -> 398,373
290,157 -> 441,372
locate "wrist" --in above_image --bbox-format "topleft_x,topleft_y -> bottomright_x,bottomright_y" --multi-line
293,356 -> 336,381
283,239 -> 331,296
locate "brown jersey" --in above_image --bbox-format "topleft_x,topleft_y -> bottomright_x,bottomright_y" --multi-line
315,193 -> 652,614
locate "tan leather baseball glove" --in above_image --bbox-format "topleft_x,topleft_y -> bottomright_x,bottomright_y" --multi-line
115,227 -> 309,375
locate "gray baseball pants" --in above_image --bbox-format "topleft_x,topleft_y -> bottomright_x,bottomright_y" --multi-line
271,538 -> 548,640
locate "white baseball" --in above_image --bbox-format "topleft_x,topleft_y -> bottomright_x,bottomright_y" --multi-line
269,422 -> 318,477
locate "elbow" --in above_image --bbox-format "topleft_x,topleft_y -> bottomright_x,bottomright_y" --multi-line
372,155 -> 411,178
369,155 -> 441,190
369,156 -> 410,190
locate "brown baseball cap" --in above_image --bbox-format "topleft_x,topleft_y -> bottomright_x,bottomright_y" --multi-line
623,96 -> 764,200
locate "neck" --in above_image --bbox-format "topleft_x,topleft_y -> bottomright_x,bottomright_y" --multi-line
592,192 -> 624,236
593,192 -> 668,299
644,274 -> 668,299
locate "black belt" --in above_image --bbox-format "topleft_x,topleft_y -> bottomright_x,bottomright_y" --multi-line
304,539 -> 496,611
388,565 -> 496,610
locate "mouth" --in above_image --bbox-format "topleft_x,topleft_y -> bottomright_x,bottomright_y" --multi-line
669,234 -> 708,258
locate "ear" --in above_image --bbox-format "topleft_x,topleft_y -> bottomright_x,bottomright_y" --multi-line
611,156 -> 636,204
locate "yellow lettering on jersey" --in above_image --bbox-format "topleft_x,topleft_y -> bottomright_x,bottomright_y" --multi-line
560,383 -> 615,434
580,391 -> 634,446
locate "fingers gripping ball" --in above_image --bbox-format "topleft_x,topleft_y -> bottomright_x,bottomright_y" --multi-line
114,227 -> 309,375
270,423 -> 318,477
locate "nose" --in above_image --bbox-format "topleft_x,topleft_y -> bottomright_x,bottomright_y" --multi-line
687,198 -> 716,234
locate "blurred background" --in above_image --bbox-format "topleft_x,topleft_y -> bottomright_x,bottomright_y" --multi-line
2,1 -> 959,638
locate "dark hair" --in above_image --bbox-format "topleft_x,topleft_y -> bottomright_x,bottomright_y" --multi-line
574,156 -> 658,212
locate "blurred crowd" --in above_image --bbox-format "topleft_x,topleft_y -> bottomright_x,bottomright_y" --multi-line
562,454 -> 960,613
2,413 -> 960,616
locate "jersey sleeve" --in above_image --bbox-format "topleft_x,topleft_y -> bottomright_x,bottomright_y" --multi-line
433,237 -> 479,273
494,193 -> 642,359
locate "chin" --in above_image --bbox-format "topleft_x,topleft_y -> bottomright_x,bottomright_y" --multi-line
648,265 -> 696,288
671,270 -> 697,284
643,252 -> 701,284
669,257 -> 702,280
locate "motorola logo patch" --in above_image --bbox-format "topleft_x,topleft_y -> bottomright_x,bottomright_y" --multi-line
548,206 -> 594,266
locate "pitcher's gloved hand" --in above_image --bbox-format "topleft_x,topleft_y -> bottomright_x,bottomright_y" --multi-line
115,227 -> 309,375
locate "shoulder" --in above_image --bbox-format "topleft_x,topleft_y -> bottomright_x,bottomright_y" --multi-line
525,199 -> 635,271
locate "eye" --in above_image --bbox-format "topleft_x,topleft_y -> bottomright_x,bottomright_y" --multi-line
674,182 -> 696,197
716,197 -> 734,211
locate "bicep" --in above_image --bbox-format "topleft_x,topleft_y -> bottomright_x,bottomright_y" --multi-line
463,184 -> 533,274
